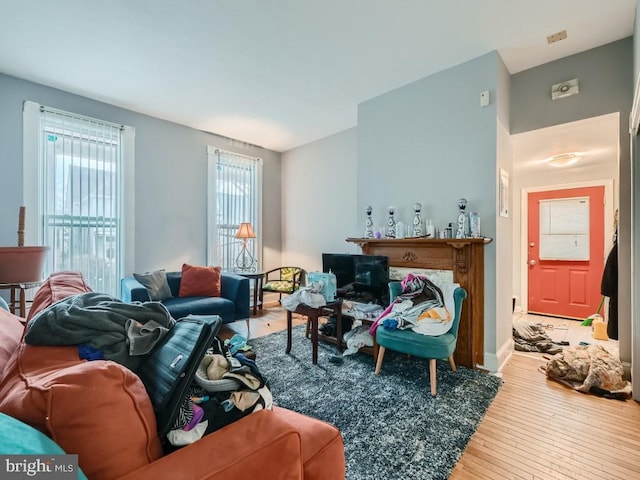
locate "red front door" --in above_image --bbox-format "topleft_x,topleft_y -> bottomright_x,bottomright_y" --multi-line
527,186 -> 605,319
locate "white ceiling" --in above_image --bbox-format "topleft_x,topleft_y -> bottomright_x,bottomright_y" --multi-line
0,0 -> 636,152
512,113 -> 619,173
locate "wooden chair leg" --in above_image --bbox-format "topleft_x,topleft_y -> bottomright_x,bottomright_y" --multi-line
448,355 -> 457,373
429,359 -> 437,396
305,318 -> 311,338
374,346 -> 386,374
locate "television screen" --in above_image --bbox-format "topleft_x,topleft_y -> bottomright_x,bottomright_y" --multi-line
353,255 -> 389,290
322,253 -> 389,304
321,253 -> 355,288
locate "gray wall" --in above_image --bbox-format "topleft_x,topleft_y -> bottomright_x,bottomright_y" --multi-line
357,52 -> 502,368
511,38 -> 633,366
281,128 -> 358,272
0,73 -> 282,282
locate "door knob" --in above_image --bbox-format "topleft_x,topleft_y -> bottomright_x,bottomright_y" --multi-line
529,242 -> 535,247
529,260 -> 537,266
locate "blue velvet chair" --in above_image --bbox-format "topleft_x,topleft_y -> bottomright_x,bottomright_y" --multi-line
375,281 -> 467,396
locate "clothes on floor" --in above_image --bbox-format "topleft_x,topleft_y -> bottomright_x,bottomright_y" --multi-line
342,325 -> 374,356
512,318 -> 564,355
544,344 -> 631,398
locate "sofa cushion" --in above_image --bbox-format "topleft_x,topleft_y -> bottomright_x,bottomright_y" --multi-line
274,406 -> 346,480
133,269 -> 173,301
179,263 -> 221,297
0,308 -> 25,370
0,343 -> 163,480
163,296 -> 235,321
27,271 -> 93,321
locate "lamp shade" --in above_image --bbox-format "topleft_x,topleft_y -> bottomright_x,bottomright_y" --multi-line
235,222 -> 256,239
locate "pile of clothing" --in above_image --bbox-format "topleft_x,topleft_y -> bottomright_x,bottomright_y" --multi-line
369,274 -> 454,337
512,318 -> 565,355
544,344 -> 631,400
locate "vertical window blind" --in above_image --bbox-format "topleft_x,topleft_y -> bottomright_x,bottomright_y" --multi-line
35,105 -> 125,296
209,148 -> 261,271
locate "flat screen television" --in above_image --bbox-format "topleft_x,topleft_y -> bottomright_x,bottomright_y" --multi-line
322,253 -> 389,304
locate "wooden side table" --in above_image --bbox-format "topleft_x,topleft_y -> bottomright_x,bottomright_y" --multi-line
237,271 -> 265,315
286,300 -> 342,365
0,281 -> 43,318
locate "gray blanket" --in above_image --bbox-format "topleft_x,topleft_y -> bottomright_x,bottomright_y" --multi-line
25,292 -> 175,371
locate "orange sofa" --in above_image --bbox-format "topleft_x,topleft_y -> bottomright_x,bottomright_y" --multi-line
0,272 -> 346,480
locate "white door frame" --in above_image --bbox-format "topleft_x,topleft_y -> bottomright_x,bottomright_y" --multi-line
519,178 -> 615,313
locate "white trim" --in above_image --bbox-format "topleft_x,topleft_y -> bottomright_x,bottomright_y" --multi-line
22,101 -> 134,293
206,145 -> 217,266
519,178 -> 615,313
631,135 -> 640,401
629,72 -> 640,134
121,125 -> 136,276
22,101 -> 42,245
479,338 -> 514,373
206,145 -> 263,269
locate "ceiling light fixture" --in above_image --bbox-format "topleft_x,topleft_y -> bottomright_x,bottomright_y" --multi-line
544,153 -> 582,167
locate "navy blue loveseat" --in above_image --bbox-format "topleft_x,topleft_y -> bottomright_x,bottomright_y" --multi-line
120,271 -> 249,323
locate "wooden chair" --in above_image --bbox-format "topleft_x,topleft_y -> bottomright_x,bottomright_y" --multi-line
261,267 -> 306,304
375,282 -> 467,396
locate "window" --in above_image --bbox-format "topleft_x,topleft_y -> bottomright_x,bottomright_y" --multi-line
207,146 -> 262,271
23,101 -> 134,296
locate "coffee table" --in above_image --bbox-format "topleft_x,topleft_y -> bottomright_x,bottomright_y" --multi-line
286,300 -> 342,365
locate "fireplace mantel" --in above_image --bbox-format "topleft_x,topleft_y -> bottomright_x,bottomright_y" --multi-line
346,237 -> 492,368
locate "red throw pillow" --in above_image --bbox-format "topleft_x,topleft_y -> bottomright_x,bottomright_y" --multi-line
178,263 -> 221,297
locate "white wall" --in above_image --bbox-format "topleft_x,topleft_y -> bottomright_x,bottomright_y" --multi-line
280,128 -> 358,273
493,53 -> 514,371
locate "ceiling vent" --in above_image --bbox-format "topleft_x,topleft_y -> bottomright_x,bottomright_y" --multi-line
551,79 -> 579,100
547,30 -> 567,44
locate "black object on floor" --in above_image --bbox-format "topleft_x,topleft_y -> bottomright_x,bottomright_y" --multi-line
328,354 -> 344,365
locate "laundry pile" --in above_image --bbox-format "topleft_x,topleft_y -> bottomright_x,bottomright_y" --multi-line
544,344 -> 631,399
512,318 -> 565,355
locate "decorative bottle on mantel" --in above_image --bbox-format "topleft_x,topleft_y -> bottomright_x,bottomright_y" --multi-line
364,206 -> 374,238
455,198 -> 471,239
385,206 -> 396,238
412,203 -> 423,237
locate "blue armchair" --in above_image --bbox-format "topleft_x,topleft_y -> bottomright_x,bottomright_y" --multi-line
375,281 -> 467,396
121,271 -> 249,323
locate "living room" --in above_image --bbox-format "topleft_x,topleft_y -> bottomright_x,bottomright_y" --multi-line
1,2 -> 640,479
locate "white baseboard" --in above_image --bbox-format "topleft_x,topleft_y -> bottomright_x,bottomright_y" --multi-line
478,338 -> 514,373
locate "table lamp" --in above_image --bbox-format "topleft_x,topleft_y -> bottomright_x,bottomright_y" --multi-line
234,222 -> 256,272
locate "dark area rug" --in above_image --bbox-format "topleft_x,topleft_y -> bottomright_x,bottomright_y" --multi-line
248,325 -> 502,480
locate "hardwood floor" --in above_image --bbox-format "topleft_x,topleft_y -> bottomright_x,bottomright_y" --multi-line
222,306 -> 640,480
